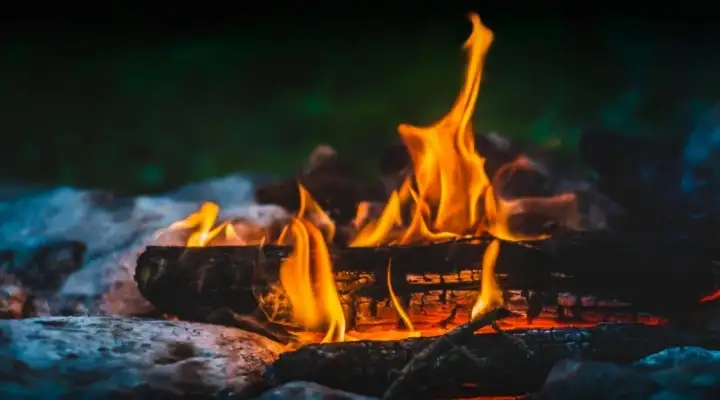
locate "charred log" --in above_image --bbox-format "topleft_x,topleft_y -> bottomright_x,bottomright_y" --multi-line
135,234 -> 719,322
264,323 -> 720,398
382,307 -> 512,400
254,145 -> 386,225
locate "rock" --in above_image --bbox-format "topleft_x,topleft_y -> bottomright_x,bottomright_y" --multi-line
255,381 -> 377,400
528,347 -> 720,400
2,240 -> 86,293
0,283 -> 26,318
578,129 -> 686,232
682,104 -> 720,214
580,108 -> 720,241
0,316 -> 283,398
529,359 -> 660,400
0,241 -> 90,320
0,174 -> 288,317
635,347 -> 720,398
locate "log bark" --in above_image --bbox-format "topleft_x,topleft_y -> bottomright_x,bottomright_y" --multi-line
135,234 -> 719,322
264,323 -> 720,398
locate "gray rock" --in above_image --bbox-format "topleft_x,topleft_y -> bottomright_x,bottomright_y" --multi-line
636,347 -> 720,399
0,316 -> 283,398
256,381 -> 377,400
0,174 -> 287,317
634,347 -> 720,371
530,359 -> 659,400
529,347 -> 720,400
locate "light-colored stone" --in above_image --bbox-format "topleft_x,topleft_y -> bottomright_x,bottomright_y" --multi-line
0,174 -> 287,316
0,316 -> 282,397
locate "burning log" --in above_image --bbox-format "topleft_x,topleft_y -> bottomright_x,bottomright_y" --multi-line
263,323 -> 720,398
381,307 -> 512,400
135,232 -> 719,324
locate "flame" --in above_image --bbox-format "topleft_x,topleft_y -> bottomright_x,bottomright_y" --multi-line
224,224 -> 246,245
386,261 -> 416,333
397,13 -> 491,237
279,217 -> 345,343
297,184 -> 336,243
350,191 -> 403,247
164,13 -> 591,344
471,239 -> 503,318
167,202 -> 229,247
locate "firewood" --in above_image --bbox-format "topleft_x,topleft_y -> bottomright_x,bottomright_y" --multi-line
254,144 -> 387,225
135,234 -> 718,322
382,307 -> 512,400
263,323 -> 720,398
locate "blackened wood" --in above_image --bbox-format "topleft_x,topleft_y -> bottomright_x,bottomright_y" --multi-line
135,233 -> 719,321
254,145 -> 387,225
254,175 -> 386,226
264,323 -> 720,398
382,307 -> 511,400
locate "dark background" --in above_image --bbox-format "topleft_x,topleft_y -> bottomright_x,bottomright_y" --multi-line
2,7 -> 719,194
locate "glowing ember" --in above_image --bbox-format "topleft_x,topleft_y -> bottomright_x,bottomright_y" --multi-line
165,13 -> 586,344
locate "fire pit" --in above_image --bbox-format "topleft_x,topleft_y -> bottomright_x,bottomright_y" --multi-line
128,13 -> 719,399
1,12 -> 719,400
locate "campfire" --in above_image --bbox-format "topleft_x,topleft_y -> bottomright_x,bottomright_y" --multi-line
126,12 -> 720,399
2,11 -> 720,400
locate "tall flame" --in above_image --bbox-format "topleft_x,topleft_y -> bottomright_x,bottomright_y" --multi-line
165,13 -> 575,343
470,239 -> 503,318
398,13 -> 492,237
387,260 -> 415,333
278,187 -> 345,343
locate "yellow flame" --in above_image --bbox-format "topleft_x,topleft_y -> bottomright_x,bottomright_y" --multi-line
164,12 -> 582,341
168,202 -> 229,247
306,220 -> 346,343
278,218 -> 320,328
386,261 -> 415,333
350,191 -> 403,247
298,184 -> 336,243
279,217 -> 345,343
397,13 -> 492,237
471,239 -> 503,319
225,224 -> 246,245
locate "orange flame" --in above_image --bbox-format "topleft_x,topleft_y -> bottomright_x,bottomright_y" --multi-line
279,217 -> 345,343
397,13 -> 492,237
387,261 -> 416,334
471,239 -> 503,318
350,191 -> 403,247
164,13 -> 585,343
167,202 -> 229,247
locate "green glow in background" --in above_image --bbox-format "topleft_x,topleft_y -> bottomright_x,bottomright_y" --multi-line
1,18 -> 716,193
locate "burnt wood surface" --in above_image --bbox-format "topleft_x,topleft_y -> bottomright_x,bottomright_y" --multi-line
264,323 -> 720,398
135,234 -> 719,322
